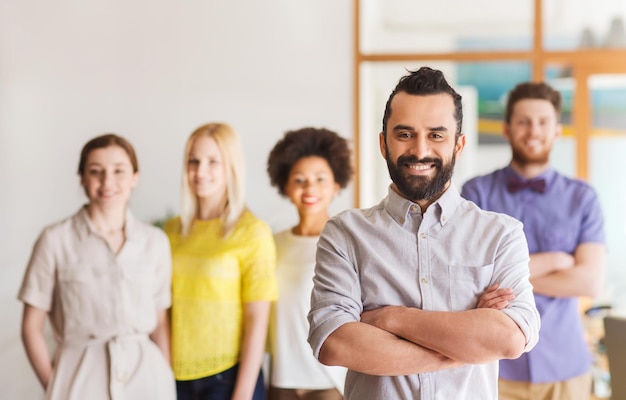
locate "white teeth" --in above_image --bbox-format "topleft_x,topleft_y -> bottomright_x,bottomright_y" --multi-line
525,139 -> 542,146
408,164 -> 431,170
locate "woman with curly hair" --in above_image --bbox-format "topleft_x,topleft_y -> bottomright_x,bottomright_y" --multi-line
267,127 -> 353,400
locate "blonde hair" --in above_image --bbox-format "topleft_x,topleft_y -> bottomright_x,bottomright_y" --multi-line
180,122 -> 246,237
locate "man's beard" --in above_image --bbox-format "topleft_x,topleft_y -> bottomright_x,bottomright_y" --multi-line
511,146 -> 550,166
385,149 -> 456,202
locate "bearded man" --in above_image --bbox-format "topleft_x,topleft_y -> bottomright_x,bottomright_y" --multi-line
307,67 -> 541,400
462,82 -> 606,400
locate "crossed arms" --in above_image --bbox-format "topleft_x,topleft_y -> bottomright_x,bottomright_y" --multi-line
317,285 -> 525,376
529,243 -> 606,298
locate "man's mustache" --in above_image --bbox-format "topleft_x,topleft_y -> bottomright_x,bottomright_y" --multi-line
397,156 -> 443,168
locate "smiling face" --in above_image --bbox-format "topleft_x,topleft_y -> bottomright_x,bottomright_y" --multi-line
80,145 -> 139,210
505,98 -> 561,167
380,92 -> 465,205
186,134 -> 228,204
283,156 -> 339,218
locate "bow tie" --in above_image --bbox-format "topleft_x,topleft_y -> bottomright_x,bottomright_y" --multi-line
507,177 -> 547,194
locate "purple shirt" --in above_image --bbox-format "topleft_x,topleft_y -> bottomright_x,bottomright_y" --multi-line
461,166 -> 605,383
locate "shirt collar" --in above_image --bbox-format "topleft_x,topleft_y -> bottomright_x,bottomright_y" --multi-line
384,183 -> 462,228
74,206 -> 137,241
504,165 -> 557,188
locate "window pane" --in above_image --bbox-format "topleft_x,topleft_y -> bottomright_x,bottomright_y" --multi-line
361,0 -> 534,54
543,64 -> 576,176
457,62 -> 531,145
543,0 -> 626,50
588,74 -> 626,307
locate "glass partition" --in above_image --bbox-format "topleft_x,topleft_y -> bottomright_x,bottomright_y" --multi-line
543,0 -> 626,50
359,61 -> 543,206
587,74 -> 626,308
360,0 -> 534,54
543,64 -> 577,177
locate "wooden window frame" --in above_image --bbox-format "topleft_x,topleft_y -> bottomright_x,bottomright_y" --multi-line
353,0 -> 626,206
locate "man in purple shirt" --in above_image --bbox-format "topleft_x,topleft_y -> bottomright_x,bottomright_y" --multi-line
461,81 -> 606,400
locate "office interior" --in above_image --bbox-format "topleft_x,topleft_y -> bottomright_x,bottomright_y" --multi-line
2,0 -> 625,398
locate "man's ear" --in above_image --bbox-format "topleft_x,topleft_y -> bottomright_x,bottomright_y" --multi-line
455,134 -> 466,158
503,122 -> 512,143
555,123 -> 563,139
379,132 -> 386,159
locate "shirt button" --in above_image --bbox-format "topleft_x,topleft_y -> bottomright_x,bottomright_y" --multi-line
421,277 -> 429,284
411,205 -> 418,212
442,215 -> 447,222
116,371 -> 129,382
420,233 -> 427,239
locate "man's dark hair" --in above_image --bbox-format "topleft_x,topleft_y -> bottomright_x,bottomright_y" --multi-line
381,66 -> 463,137
504,82 -> 562,123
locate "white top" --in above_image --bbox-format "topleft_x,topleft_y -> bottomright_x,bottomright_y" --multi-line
269,229 -> 346,393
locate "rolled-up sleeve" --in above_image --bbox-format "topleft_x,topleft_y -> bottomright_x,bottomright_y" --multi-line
307,218 -> 362,359
18,228 -> 56,311
495,220 -> 541,352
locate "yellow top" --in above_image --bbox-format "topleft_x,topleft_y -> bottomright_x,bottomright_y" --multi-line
163,210 -> 277,380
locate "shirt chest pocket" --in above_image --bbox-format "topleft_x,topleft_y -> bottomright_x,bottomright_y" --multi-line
541,228 -> 579,253
448,263 -> 494,311
58,266 -> 114,331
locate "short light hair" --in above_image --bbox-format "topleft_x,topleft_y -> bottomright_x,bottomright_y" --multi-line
180,122 -> 246,237
505,82 -> 562,123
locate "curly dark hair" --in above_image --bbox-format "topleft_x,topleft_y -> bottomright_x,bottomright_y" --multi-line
267,127 -> 353,196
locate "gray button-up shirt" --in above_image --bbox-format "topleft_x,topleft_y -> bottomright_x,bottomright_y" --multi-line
308,186 -> 540,400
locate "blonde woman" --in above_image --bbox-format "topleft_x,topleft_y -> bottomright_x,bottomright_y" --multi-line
19,134 -> 175,400
164,122 -> 277,400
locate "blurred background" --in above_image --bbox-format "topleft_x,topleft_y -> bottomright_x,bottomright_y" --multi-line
2,0 -> 626,397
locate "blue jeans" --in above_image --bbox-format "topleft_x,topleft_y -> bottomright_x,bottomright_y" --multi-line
176,364 -> 266,400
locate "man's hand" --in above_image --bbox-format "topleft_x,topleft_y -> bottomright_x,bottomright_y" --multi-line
361,284 -> 514,330
477,284 -> 515,310
361,306 -> 397,331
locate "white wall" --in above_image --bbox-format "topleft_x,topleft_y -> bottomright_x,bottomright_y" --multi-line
0,1 -> 353,398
